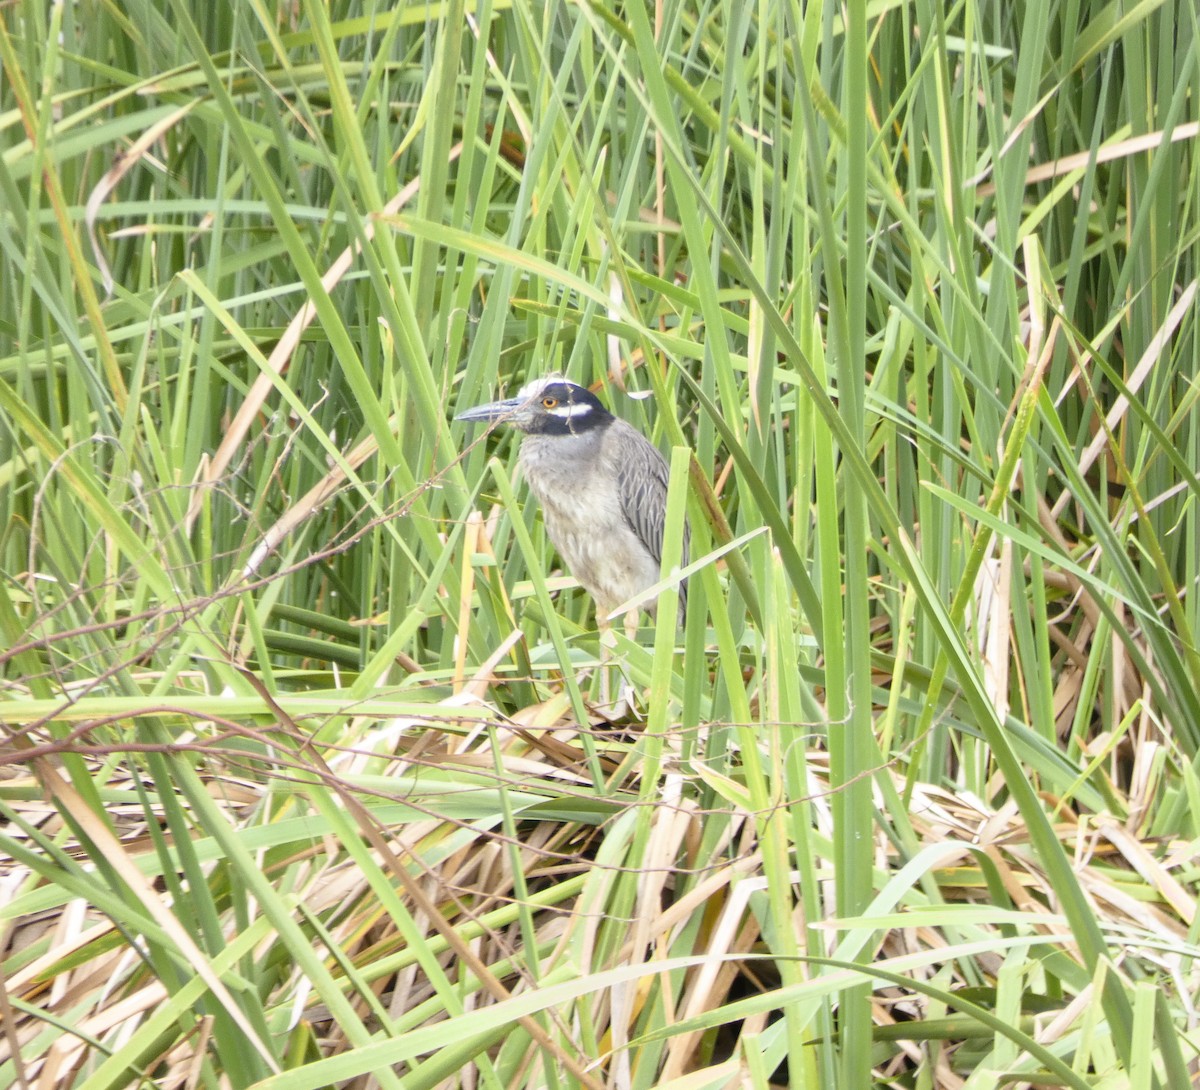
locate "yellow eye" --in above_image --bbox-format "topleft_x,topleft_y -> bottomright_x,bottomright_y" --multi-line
541,396 -> 559,409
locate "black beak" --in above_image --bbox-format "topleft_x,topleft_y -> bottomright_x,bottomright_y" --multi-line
455,396 -> 523,424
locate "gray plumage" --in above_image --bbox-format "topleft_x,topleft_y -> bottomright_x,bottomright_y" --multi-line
457,375 -> 687,623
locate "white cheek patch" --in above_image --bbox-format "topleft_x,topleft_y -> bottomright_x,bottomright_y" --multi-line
549,403 -> 593,420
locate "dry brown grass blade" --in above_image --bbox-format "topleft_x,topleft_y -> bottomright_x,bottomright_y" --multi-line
238,674 -> 610,1090
0,953 -> 30,1090
186,143 -> 464,534
1097,821 -> 1196,927
659,859 -> 763,1084
1070,279 -> 1199,497
240,426 -> 383,577
970,119 -> 1200,194
6,701 -> 1197,1086
27,757 -> 281,1073
84,102 -> 198,298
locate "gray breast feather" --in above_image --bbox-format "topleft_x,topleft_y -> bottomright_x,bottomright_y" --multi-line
518,418 -> 688,618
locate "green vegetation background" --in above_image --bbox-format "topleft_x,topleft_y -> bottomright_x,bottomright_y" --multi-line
1,1 -> 1198,1087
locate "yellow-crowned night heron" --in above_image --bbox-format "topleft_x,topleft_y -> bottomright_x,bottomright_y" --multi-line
457,375 -> 687,628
